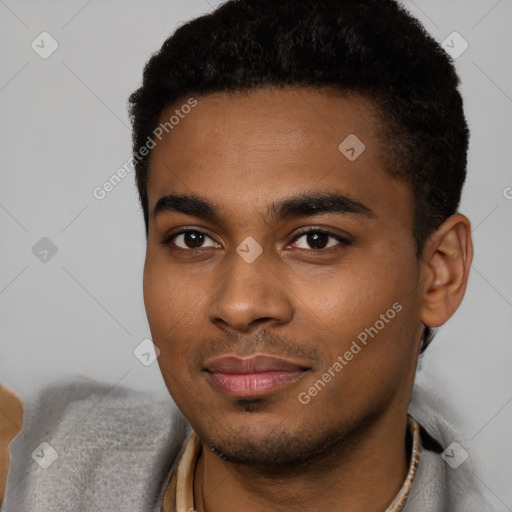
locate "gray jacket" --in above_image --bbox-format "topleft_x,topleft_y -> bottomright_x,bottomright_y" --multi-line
1,378 -> 494,511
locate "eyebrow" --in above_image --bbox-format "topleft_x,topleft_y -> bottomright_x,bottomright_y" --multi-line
152,192 -> 376,224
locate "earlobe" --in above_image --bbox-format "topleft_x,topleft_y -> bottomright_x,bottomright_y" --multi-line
419,214 -> 473,328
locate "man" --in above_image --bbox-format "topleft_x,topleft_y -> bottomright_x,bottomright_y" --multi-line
0,0 -> 494,510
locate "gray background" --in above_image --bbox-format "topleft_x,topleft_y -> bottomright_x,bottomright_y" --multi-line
1,0 -> 511,508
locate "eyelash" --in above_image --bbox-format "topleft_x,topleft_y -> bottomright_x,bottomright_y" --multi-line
160,228 -> 352,253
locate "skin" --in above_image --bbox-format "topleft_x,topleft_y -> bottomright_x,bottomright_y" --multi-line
142,87 -> 473,512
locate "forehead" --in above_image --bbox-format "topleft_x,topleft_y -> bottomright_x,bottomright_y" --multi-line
146,88 -> 412,225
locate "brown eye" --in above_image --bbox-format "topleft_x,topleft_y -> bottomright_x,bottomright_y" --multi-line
163,230 -> 220,250
291,229 -> 351,251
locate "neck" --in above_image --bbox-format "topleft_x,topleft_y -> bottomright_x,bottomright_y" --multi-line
193,409 -> 411,512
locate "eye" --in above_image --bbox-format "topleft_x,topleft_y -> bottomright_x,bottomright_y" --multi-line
162,229 -> 219,250
289,228 -> 352,251
161,228 -> 352,253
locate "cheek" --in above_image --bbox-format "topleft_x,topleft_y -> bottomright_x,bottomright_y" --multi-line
301,256 -> 412,327
301,250 -> 419,366
298,295 -> 417,417
143,248 -> 192,317
143,262 -> 198,405
143,253 -> 212,381
143,256 -> 171,331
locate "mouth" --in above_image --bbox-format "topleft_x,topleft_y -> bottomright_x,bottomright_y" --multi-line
203,354 -> 311,398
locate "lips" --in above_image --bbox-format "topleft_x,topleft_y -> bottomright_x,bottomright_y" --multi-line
204,355 -> 310,398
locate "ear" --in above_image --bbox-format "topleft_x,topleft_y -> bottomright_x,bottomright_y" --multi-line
419,214 -> 473,328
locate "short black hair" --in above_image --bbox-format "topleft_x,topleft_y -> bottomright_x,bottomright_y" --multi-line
128,0 -> 469,352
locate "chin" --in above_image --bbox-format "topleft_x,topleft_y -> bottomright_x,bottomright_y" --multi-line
192,402 -> 386,476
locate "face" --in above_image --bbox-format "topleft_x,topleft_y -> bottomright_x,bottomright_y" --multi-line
143,88 -> 424,469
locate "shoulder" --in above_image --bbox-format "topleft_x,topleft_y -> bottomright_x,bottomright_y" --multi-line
0,385 -> 23,505
407,384 -> 498,511
12,375 -> 187,434
1,377 -> 190,512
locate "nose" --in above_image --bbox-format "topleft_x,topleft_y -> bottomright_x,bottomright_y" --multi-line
207,246 -> 294,333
